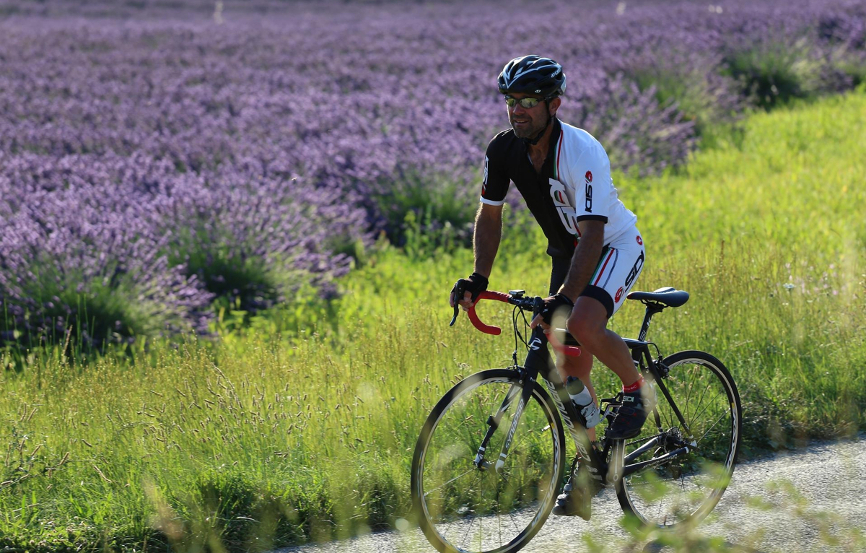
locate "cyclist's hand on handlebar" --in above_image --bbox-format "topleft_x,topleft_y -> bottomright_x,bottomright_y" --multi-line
449,272 -> 489,310
529,293 -> 574,330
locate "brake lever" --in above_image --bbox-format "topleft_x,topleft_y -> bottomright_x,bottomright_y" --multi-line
532,296 -> 544,319
449,304 -> 459,326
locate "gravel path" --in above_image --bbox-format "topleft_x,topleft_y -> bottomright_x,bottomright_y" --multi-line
277,437 -> 866,553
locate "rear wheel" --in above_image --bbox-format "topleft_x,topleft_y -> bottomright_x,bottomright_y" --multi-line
411,369 -> 565,553
613,350 -> 741,527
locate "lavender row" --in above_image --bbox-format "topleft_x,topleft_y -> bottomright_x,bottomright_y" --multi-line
0,151 -> 362,345
0,0 -> 864,347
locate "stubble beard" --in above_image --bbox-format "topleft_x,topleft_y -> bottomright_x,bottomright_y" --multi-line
511,111 -> 550,140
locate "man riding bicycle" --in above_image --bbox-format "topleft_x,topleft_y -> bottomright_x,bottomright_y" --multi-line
449,55 -> 652,518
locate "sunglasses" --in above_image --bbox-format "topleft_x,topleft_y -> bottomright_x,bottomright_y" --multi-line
504,95 -> 546,109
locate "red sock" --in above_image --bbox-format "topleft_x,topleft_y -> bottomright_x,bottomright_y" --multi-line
623,376 -> 645,393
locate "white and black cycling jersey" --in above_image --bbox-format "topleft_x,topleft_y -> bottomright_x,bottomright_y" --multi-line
481,118 -> 637,258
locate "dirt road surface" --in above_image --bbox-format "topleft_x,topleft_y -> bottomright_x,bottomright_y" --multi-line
277,437 -> 866,553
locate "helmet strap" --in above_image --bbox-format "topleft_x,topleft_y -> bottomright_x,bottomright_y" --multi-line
522,108 -> 554,147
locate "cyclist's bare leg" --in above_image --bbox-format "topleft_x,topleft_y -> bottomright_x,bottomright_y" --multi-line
567,296 -> 641,387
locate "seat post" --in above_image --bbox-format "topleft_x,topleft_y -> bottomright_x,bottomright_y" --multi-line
637,302 -> 665,342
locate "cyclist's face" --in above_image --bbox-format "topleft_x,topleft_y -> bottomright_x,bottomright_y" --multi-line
506,93 -> 556,139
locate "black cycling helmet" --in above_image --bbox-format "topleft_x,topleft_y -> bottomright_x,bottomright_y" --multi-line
497,55 -> 566,98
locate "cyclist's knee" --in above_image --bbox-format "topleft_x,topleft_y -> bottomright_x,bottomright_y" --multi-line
566,313 -> 606,349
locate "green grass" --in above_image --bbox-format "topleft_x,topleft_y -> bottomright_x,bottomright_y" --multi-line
1,91 -> 865,551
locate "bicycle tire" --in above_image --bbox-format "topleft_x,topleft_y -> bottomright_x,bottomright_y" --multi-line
612,350 -> 742,527
411,369 -> 566,553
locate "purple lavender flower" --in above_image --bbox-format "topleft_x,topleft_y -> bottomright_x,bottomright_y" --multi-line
1,0 -> 862,347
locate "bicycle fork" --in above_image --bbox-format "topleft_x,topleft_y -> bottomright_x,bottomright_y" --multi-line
473,327 -> 549,473
473,377 -> 531,472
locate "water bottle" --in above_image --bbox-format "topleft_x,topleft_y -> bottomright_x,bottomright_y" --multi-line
566,376 -> 602,428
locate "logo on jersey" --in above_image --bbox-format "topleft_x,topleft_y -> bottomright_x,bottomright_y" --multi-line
625,250 -> 645,289
636,235 -> 643,245
548,178 -> 579,235
615,287 -> 624,303
584,171 -> 593,213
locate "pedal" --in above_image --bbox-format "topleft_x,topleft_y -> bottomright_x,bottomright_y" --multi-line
600,404 -> 617,422
598,397 -> 621,422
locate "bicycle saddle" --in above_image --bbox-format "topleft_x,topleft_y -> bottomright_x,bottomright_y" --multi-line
626,287 -> 689,307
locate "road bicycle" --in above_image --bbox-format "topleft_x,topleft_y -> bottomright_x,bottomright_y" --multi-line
410,287 -> 742,553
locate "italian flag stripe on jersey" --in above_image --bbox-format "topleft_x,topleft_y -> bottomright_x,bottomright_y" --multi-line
555,128 -> 564,180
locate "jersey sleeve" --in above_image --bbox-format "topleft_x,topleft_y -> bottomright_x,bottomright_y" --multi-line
480,137 -> 510,206
573,141 -> 612,223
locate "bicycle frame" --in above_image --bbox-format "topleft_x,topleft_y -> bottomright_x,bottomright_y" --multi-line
522,325 -> 609,485
465,291 -> 698,487
465,291 -> 608,487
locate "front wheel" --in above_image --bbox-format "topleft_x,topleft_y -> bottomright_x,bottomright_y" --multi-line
411,369 -> 566,553
613,350 -> 742,527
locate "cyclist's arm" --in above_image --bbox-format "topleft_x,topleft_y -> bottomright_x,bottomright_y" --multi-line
454,203 -> 501,309
472,202 -> 502,279
558,219 -> 605,302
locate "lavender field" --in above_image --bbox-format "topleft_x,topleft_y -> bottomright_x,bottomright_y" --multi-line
1,3 -> 865,551
1,0 -> 865,349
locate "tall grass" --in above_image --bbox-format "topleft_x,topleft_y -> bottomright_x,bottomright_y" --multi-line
1,91 -> 865,551
623,88 -> 866,449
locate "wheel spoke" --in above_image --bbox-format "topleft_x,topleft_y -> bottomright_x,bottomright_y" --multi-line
688,372 -> 718,425
423,467 -> 478,499
695,411 -> 729,446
